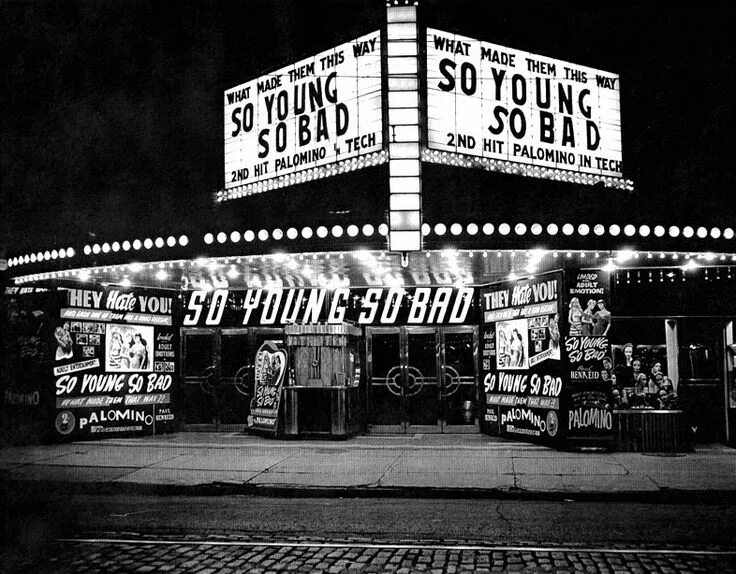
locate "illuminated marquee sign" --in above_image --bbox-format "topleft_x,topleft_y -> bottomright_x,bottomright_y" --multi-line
183,287 -> 476,327
426,28 -> 623,179
224,31 -> 383,191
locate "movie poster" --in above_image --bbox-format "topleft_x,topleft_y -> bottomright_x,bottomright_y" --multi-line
564,269 -> 614,444
105,324 -> 154,372
52,286 -> 178,440
566,270 -> 612,338
480,272 -> 564,445
496,318 -> 529,370
248,340 -> 288,433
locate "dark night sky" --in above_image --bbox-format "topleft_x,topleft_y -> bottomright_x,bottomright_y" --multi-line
1,0 -> 734,257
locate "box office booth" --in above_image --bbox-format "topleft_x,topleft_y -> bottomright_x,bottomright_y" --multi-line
283,323 -> 362,437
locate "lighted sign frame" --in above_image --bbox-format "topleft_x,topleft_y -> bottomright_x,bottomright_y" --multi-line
426,28 -> 626,184
223,31 -> 383,200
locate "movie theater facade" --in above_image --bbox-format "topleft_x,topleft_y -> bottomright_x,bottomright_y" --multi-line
3,2 -> 736,449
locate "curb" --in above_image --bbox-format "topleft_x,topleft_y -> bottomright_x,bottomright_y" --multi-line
4,478 -> 736,504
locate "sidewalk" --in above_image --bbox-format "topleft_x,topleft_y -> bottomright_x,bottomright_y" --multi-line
1,432 -> 735,499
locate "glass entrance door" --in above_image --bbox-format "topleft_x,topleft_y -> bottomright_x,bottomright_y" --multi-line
181,328 -> 219,427
367,329 -> 404,432
181,327 -> 283,430
367,326 -> 478,434
404,328 -> 441,433
441,328 -> 479,432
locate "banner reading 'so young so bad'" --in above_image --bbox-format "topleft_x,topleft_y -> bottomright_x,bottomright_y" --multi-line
52,286 -> 179,440
480,273 -> 564,444
182,287 -> 477,327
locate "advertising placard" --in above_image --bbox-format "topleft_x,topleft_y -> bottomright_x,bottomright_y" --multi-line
426,28 -> 623,179
564,269 -> 614,444
248,340 -> 288,433
480,273 -> 563,444
52,287 -> 178,440
564,336 -> 614,439
224,30 -> 382,190
566,270 -> 611,337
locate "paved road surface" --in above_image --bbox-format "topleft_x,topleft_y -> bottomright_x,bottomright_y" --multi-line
18,536 -> 736,573
2,490 -> 735,572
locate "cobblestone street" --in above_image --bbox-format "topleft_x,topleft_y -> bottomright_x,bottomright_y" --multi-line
10,536 -> 736,574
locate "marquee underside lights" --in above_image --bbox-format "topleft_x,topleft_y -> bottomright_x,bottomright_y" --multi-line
217,150 -> 389,202
6,221 -> 736,276
12,249 -> 736,292
422,149 -> 634,191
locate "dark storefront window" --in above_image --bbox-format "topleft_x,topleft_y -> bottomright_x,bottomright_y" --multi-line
183,332 -> 215,377
609,319 -> 672,410
606,315 -> 728,444
677,318 -> 727,443
181,328 -> 283,427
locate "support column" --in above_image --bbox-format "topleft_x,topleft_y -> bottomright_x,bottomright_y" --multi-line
665,319 -> 679,392
386,1 -> 422,252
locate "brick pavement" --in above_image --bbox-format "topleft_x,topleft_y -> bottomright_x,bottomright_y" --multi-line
7,536 -> 735,573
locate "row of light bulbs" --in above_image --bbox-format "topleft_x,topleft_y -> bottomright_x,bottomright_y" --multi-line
425,222 -> 734,239
423,149 -> 635,191
83,235 -> 189,255
216,150 -> 389,203
165,221 -> 736,253
8,223 -> 734,274
7,247 -> 75,268
12,260 -> 183,284
8,236 -> 189,270
13,249 -> 736,287
216,145 -> 633,205
615,266 -> 736,283
204,223 -> 387,245
9,219 -> 736,273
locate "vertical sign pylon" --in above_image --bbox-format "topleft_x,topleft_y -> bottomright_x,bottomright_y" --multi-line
386,1 -> 422,252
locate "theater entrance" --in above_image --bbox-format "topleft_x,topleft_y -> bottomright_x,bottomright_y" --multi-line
180,327 -> 283,429
367,326 -> 479,433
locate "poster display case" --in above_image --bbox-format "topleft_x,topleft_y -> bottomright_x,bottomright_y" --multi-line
51,286 -> 179,440
480,272 -> 564,446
